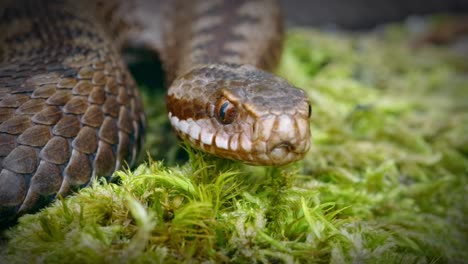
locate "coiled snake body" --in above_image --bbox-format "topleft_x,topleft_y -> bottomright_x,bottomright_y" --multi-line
0,0 -> 311,225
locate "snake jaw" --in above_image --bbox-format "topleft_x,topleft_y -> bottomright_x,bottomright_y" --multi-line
169,105 -> 311,166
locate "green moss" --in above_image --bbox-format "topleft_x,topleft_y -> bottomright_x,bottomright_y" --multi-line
2,21 -> 467,263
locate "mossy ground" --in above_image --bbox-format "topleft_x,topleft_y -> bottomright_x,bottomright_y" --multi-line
1,19 -> 467,263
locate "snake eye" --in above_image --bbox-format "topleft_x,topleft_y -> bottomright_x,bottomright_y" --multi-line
215,97 -> 237,124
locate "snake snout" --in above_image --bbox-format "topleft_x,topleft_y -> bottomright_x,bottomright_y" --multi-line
256,113 -> 311,165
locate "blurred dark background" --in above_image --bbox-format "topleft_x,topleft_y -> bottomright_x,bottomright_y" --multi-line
279,0 -> 468,29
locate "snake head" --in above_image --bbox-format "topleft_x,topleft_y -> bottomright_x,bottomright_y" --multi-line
167,63 -> 311,166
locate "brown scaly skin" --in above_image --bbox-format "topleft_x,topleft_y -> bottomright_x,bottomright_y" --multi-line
0,0 -> 311,227
0,0 -> 145,226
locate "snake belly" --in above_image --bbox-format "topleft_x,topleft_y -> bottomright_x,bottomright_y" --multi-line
0,0 -> 311,225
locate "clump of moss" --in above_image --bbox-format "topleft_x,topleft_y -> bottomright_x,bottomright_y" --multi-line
2,19 -> 467,263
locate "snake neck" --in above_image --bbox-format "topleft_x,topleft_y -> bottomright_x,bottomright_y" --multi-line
164,1 -> 311,166
162,0 -> 283,84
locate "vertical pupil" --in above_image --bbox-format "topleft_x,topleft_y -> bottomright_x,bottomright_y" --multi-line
220,101 -> 229,120
308,104 -> 312,117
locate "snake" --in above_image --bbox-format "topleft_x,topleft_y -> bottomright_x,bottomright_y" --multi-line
0,0 -> 311,226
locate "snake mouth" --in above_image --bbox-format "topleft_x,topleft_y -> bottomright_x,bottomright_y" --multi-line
269,142 -> 295,163
169,109 -> 311,166
271,142 -> 294,151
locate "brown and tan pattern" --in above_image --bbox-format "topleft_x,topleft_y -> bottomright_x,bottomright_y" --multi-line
0,0 -> 310,225
0,0 -> 145,225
